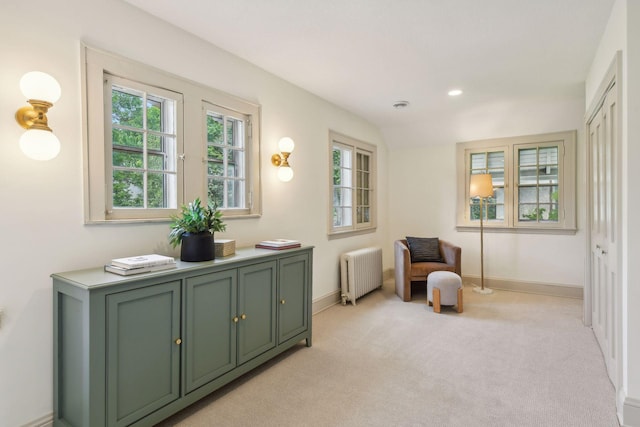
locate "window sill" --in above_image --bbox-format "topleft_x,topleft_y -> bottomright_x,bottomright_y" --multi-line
456,225 -> 577,235
328,227 -> 377,240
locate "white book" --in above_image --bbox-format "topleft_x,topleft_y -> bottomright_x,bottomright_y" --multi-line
111,254 -> 175,269
105,262 -> 177,276
257,239 -> 300,248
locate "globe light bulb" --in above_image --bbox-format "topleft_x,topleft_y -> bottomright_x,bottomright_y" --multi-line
19,129 -> 61,161
20,71 -> 61,103
277,165 -> 294,182
278,137 -> 295,153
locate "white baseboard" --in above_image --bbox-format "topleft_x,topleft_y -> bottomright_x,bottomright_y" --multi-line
312,289 -> 341,314
22,413 -> 53,427
461,274 -> 583,299
622,395 -> 640,427
312,270 -> 393,314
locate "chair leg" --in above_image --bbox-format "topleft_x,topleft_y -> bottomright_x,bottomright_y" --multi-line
457,287 -> 463,313
433,287 -> 441,313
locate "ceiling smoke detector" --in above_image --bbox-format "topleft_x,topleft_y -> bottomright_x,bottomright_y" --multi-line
393,100 -> 410,109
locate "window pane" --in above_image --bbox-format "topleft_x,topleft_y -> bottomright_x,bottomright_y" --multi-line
208,161 -> 223,176
113,150 -> 142,168
539,185 -> 557,203
226,180 -> 237,208
113,170 -> 143,208
148,153 -> 164,171
519,204 -> 540,221
112,129 -> 143,149
112,88 -> 143,128
146,99 -> 161,132
519,186 -> 537,203
360,171 -> 369,188
519,166 -> 537,185
519,148 -> 537,166
539,166 -> 558,185
207,114 -> 223,144
208,145 -> 224,160
148,134 -> 161,151
487,152 -> 504,169
539,147 -> 558,166
471,153 -> 486,170
334,207 -> 352,227
147,172 -> 165,208
208,178 -> 223,207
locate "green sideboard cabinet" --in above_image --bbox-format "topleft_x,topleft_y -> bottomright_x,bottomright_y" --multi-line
52,247 -> 312,427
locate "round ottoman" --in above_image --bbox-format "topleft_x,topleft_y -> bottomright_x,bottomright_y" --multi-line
427,271 -> 463,313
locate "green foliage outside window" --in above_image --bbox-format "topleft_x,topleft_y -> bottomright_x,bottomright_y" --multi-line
112,88 -> 166,208
207,114 -> 225,207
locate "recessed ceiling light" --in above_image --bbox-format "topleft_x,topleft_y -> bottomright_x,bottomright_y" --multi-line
448,89 -> 463,97
393,100 -> 410,109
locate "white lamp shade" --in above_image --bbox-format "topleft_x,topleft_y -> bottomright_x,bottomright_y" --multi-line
278,137 -> 295,153
20,71 -> 61,103
469,174 -> 494,198
19,129 -> 61,161
277,165 -> 294,182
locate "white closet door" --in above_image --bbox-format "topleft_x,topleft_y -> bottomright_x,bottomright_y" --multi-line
588,84 -> 619,386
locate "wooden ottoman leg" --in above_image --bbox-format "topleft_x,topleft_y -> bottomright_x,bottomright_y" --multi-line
457,287 -> 463,313
433,287 -> 441,313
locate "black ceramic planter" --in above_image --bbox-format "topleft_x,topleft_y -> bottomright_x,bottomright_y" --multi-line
180,232 -> 215,262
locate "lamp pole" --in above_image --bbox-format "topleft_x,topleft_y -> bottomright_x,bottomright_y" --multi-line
470,173 -> 493,295
479,195 -> 485,291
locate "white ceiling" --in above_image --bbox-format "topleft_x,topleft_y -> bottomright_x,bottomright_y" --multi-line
123,0 -> 615,148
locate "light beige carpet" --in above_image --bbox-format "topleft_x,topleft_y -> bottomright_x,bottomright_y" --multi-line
157,281 -> 619,427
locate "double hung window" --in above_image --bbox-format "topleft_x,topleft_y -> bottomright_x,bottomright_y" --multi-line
330,131 -> 376,235
457,130 -> 576,233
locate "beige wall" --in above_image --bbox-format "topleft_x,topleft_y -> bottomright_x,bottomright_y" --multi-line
0,1 -> 389,425
387,100 -> 587,288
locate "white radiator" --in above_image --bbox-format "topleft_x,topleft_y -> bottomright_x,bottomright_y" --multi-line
340,247 -> 383,306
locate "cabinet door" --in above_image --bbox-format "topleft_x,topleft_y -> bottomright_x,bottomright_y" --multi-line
278,253 -> 309,344
184,270 -> 237,393
237,261 -> 277,364
106,281 -> 181,427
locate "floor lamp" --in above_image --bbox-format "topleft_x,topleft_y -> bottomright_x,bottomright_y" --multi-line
470,174 -> 494,295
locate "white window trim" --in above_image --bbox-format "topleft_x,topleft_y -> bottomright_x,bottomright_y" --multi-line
328,130 -> 377,237
82,44 -> 261,223
456,130 -> 576,234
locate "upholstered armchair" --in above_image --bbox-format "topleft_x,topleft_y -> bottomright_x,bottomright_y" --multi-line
394,238 -> 461,302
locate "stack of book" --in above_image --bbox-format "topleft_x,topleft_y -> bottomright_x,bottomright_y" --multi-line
105,254 -> 177,276
255,239 -> 301,250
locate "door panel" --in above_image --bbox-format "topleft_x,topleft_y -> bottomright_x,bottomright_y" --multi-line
184,270 -> 237,393
237,261 -> 277,364
278,254 -> 309,344
106,281 -> 181,427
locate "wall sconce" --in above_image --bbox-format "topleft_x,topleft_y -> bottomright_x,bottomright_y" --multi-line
15,71 -> 62,161
271,137 -> 295,182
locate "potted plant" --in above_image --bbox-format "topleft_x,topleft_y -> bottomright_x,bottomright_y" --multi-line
169,198 -> 226,261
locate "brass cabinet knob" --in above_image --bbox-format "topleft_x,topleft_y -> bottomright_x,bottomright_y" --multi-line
232,316 -> 239,323
241,314 -> 247,320
280,299 -> 286,305
175,338 -> 182,345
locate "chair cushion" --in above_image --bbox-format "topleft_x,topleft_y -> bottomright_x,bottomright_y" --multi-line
405,236 -> 443,263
